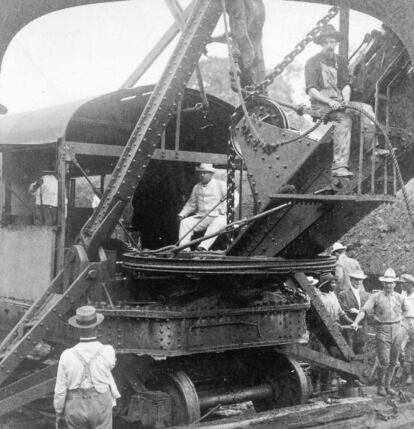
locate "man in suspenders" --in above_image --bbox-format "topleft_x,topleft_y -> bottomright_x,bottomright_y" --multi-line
54,306 -> 120,429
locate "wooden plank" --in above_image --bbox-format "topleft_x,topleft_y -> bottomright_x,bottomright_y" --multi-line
175,398 -> 372,429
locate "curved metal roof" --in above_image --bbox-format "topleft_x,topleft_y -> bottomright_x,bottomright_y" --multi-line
0,97 -> 93,148
0,86 -> 234,152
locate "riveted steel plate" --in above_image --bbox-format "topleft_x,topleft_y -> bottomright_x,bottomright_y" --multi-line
94,302 -> 310,357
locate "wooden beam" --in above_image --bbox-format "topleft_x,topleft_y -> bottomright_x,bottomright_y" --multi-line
65,141 -> 229,164
184,397 -> 373,429
276,344 -> 365,379
339,5 -> 350,60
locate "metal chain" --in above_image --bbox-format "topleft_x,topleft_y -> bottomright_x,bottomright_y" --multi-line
248,6 -> 339,96
226,140 -> 237,244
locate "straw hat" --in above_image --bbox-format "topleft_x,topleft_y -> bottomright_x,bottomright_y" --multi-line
318,272 -> 336,289
332,242 -> 347,253
349,270 -> 367,280
400,274 -> 414,284
196,163 -> 216,173
68,305 -> 104,329
314,24 -> 343,45
379,268 -> 399,283
307,276 -> 319,286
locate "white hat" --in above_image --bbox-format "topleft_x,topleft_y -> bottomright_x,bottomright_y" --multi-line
349,270 -> 367,280
68,305 -> 104,329
400,274 -> 414,284
307,276 -> 319,286
196,163 -> 216,173
332,242 -> 347,253
379,268 -> 399,283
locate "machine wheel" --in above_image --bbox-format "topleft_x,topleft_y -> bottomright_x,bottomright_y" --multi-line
231,95 -> 289,156
152,370 -> 200,425
252,353 -> 310,412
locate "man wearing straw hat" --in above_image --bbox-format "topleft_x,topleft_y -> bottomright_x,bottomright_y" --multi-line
54,306 -> 120,429
352,268 -> 408,396
178,163 -> 238,251
400,274 -> 414,384
338,270 -> 369,354
331,242 -> 363,293
305,24 -> 377,178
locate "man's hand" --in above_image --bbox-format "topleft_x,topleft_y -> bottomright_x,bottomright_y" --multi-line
350,322 -> 359,331
349,308 -> 359,314
55,414 -> 66,429
328,100 -> 343,111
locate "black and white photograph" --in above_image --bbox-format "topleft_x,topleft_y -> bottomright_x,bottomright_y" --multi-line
1,1 -> 414,428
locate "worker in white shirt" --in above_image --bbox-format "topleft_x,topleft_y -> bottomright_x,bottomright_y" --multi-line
54,306 -> 120,429
400,274 -> 414,384
178,163 -> 238,251
332,242 -> 363,293
28,168 -> 58,225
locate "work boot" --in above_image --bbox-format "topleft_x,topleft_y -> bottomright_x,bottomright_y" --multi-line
377,367 -> 387,396
332,167 -> 354,177
385,366 -> 397,395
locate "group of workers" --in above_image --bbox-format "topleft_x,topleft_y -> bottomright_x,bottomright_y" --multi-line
312,241 -> 414,397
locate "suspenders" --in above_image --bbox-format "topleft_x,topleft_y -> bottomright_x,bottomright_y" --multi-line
72,346 -> 104,388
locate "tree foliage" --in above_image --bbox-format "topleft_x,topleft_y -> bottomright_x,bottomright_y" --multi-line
189,56 -> 309,129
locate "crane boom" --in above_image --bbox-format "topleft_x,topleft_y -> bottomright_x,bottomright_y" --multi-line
79,0 -> 222,260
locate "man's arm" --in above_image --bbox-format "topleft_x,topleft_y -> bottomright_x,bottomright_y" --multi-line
342,84 -> 351,104
308,88 -> 343,110
351,293 -> 375,329
54,353 -> 68,417
178,185 -> 198,219
28,177 -> 43,195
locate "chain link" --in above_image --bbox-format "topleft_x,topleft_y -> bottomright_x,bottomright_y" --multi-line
248,6 -> 339,96
226,141 -> 237,244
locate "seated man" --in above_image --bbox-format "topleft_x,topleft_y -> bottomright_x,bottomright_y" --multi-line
305,24 -> 378,177
178,163 -> 238,251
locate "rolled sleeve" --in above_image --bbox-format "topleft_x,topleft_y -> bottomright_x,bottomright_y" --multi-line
305,56 -> 321,94
361,293 -> 376,314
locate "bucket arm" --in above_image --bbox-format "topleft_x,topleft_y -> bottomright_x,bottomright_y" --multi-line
79,0 -> 222,260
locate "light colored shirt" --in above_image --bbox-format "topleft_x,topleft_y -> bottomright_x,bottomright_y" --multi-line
318,290 -> 345,322
402,291 -> 414,318
29,174 -> 58,206
92,195 -> 100,209
179,178 -> 238,218
350,285 -> 361,308
335,253 -> 362,292
54,340 -> 120,414
362,290 -> 408,323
